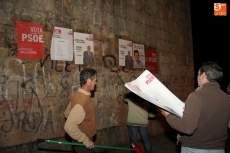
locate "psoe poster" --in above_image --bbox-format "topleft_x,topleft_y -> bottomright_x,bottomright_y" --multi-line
74,32 -> 94,65
119,39 -> 132,66
50,27 -> 73,61
133,43 -> 145,68
16,20 -> 44,59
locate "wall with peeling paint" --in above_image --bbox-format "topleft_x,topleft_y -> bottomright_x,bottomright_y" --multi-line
0,0 -> 194,151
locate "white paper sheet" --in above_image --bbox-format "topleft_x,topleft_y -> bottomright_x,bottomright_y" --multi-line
54,38 -> 68,60
125,70 -> 185,118
51,27 -> 73,61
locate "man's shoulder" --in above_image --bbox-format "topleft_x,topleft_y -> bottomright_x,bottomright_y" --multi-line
72,92 -> 90,105
72,91 -> 86,99
192,85 -> 227,98
185,88 -> 203,100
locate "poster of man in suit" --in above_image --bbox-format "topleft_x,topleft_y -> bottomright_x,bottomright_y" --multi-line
74,32 -> 94,65
119,39 -> 132,66
125,50 -> 133,68
83,45 -> 94,65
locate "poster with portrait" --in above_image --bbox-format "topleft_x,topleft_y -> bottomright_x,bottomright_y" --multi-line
133,43 -> 145,68
74,32 -> 94,65
50,27 -> 73,61
16,20 -> 44,59
119,39 -> 133,66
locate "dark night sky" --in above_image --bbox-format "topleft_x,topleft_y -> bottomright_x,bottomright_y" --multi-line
190,0 -> 230,92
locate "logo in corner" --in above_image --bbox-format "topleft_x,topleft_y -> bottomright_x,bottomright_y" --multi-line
214,3 -> 227,16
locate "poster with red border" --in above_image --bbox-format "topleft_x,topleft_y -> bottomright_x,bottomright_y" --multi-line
16,20 -> 44,59
146,49 -> 158,73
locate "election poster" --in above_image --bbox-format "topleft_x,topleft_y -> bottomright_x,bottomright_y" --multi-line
73,32 -> 94,65
16,20 -> 44,59
119,39 -> 132,66
50,27 -> 73,61
125,70 -> 185,118
133,43 -> 145,69
146,49 -> 158,73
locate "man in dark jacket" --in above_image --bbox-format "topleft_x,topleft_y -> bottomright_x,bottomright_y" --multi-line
161,61 -> 230,153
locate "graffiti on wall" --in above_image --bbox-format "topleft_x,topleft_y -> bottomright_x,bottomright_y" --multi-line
0,50 -> 142,147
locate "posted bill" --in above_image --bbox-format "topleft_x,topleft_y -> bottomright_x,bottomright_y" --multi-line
125,70 -> 185,118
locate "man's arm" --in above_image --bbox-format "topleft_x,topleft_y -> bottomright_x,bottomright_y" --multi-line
162,93 -> 202,135
83,52 -> 86,65
140,60 -> 143,68
125,56 -> 128,65
64,104 -> 90,145
91,52 -> 94,63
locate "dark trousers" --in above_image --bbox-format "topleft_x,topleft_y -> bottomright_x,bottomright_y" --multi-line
71,136 -> 96,153
73,146 -> 94,153
127,125 -> 153,153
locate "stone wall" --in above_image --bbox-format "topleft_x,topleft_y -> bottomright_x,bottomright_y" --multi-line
0,0 -> 194,151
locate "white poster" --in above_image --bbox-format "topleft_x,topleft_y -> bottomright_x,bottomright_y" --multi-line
54,39 -> 68,60
74,32 -> 94,65
125,70 -> 185,118
50,27 -> 73,61
133,43 -> 145,68
119,39 -> 132,66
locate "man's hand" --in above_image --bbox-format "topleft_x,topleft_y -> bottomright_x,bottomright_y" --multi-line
160,109 -> 170,117
85,140 -> 94,149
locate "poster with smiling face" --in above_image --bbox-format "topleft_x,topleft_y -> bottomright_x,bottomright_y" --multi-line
133,43 -> 145,69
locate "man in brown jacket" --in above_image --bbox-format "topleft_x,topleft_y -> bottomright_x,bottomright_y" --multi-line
64,68 -> 97,152
161,61 -> 230,153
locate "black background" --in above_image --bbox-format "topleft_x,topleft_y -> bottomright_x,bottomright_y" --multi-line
190,0 -> 230,92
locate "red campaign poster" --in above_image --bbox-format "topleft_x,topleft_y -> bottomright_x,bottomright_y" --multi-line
146,49 -> 158,73
16,20 -> 44,59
